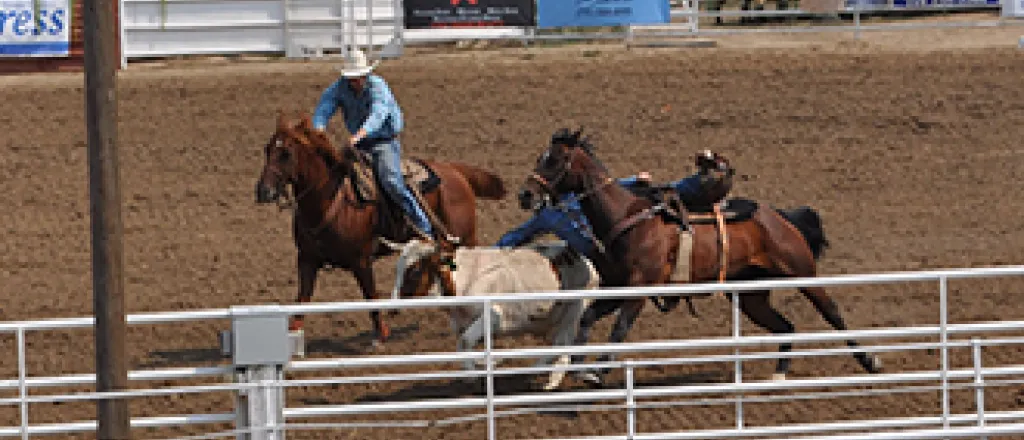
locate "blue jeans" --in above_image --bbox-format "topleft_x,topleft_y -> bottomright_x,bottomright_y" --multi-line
366,138 -> 435,237
496,207 -> 597,257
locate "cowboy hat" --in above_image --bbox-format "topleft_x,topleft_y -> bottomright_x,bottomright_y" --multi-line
338,48 -> 380,78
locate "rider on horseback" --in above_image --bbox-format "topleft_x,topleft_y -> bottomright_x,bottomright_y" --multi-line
311,48 -> 448,243
500,150 -> 733,257
618,150 -> 734,212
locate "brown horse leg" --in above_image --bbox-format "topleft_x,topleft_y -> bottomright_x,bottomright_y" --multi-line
800,286 -> 883,374
290,254 -> 321,332
585,299 -> 646,386
571,299 -> 624,383
736,291 -> 795,379
353,263 -> 390,348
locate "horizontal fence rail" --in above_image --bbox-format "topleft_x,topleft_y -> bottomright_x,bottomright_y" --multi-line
1,265 -> 1024,439
3,265 -> 1021,332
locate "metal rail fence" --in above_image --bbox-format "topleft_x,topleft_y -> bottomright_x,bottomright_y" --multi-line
2,266 -> 1024,439
115,0 -> 1024,68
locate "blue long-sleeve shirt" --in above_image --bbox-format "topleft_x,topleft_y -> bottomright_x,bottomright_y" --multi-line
496,177 -> 638,255
495,174 -> 704,254
619,173 -> 702,199
312,74 -> 403,141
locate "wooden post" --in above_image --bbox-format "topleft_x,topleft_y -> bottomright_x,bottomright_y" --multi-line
83,0 -> 131,439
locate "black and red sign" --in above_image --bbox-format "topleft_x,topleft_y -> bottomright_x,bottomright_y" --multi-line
403,0 -> 536,28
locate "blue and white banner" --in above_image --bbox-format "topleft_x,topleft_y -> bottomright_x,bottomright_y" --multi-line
0,0 -> 70,57
537,0 -> 671,29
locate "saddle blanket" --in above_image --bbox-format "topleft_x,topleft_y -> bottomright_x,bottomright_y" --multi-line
352,158 -> 440,203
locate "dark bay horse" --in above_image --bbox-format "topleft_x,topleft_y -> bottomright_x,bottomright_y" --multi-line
254,112 -> 506,348
518,128 -> 881,385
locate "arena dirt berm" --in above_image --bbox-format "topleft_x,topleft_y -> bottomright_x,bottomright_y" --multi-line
0,30 -> 1023,439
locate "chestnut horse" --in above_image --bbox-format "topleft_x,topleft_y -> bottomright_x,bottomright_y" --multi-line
518,128 -> 882,385
254,112 -> 506,347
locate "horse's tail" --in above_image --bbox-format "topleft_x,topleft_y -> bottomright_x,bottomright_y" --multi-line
447,162 -> 507,200
775,206 -> 830,260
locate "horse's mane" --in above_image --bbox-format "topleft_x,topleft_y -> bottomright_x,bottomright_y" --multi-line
551,127 -> 597,156
551,126 -> 609,175
278,114 -> 349,173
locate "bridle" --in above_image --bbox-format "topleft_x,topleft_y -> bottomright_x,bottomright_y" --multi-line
264,134 -> 351,237
527,145 -> 616,210
525,145 -> 618,255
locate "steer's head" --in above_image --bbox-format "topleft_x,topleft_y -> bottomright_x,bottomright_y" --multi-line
388,238 -> 458,300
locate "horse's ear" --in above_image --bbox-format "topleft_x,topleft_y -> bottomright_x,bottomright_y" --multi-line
582,135 -> 596,151
297,113 -> 312,130
276,110 -> 288,131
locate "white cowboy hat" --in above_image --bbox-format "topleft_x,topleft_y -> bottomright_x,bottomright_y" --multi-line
338,48 -> 380,78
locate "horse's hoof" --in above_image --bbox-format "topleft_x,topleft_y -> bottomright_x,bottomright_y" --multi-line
369,339 -> 386,352
770,373 -> 787,382
543,372 -> 567,391
577,371 -> 603,387
868,355 -> 883,373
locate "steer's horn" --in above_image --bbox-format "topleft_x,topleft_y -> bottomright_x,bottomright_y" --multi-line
379,237 -> 406,251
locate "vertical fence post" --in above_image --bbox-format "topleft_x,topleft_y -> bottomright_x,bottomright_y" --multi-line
84,1 -> 131,438
282,0 -> 293,58
485,299 -> 496,440
224,306 -> 290,440
692,0 -> 701,34
366,0 -> 373,55
625,360 -> 635,440
18,327 -> 28,440
939,276 -> 950,430
348,0 -> 357,55
118,0 -> 127,69
338,0 -> 347,55
972,338 -> 986,440
853,7 -> 862,40
732,290 -> 743,430
386,0 -> 404,57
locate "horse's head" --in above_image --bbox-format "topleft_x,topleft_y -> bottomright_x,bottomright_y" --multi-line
255,111 -> 358,204
388,238 -> 459,300
518,127 -> 609,210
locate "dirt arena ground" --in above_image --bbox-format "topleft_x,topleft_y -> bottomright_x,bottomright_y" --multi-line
1,20 -> 1023,440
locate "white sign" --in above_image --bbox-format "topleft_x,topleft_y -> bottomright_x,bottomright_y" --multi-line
0,0 -> 70,57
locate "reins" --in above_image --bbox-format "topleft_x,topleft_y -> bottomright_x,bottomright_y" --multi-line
272,142 -> 354,244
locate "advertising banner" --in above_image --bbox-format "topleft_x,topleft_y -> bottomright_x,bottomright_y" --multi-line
536,0 -> 671,29
404,0 -> 536,28
0,0 -> 71,57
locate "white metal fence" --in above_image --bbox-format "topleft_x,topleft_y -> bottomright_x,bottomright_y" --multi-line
116,0 -> 1024,67
3,266 -> 1024,439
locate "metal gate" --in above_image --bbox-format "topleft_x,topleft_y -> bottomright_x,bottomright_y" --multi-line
282,0 -> 404,60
